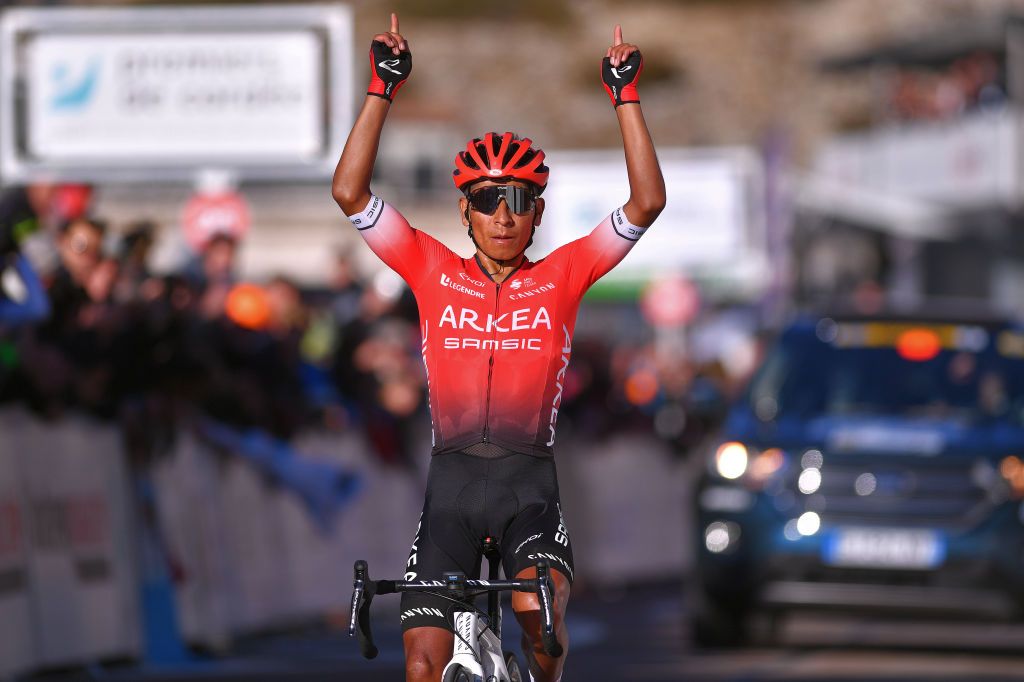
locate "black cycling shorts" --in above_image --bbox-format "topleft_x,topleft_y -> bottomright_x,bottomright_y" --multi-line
399,449 -> 574,632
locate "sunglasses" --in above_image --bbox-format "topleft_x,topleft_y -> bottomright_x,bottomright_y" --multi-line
467,185 -> 536,216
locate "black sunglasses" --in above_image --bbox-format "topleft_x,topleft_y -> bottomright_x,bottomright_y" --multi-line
467,185 -> 536,216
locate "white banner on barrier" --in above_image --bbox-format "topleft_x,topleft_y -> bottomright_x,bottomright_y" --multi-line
153,428 -> 423,644
284,432 -> 422,618
152,433 -> 234,650
0,410 -> 37,678
20,414 -> 140,667
219,459 -> 293,631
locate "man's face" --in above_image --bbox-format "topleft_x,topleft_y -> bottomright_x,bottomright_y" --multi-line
460,180 -> 544,261
203,237 -> 237,281
59,219 -> 102,277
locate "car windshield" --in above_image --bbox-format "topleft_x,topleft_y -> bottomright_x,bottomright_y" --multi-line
747,320 -> 1024,424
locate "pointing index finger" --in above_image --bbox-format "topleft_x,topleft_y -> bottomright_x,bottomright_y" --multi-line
613,24 -> 623,46
390,12 -> 400,34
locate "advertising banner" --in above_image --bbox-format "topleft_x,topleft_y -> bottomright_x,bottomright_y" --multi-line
27,33 -> 323,161
535,148 -> 767,291
0,411 -> 36,678
20,415 -> 140,666
1,5 -> 352,183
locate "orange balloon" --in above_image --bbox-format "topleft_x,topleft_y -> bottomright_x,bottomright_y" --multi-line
625,369 -> 659,406
225,283 -> 271,330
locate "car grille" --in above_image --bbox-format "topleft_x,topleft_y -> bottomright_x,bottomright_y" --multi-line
788,454 -> 993,530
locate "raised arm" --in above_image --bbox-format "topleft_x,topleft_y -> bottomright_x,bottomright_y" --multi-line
332,13 -> 411,215
602,25 -> 666,228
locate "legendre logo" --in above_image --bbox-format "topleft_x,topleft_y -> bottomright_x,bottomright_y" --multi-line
440,273 -> 485,299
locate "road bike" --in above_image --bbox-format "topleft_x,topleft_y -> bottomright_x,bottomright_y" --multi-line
349,537 -> 562,681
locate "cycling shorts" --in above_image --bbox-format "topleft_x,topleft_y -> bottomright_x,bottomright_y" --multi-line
399,448 -> 574,632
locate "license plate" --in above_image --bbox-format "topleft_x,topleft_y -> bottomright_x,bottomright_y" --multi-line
823,528 -> 946,569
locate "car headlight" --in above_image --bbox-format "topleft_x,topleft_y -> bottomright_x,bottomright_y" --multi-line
714,442 -> 785,487
715,442 -> 748,479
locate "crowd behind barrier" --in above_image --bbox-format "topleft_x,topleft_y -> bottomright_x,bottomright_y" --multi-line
887,50 -> 1006,123
0,183 -> 751,472
0,183 -> 754,676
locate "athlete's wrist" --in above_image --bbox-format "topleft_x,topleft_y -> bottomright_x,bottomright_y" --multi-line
601,50 -> 643,108
368,40 -> 411,102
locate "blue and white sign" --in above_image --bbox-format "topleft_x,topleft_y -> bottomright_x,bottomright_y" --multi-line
28,33 -> 322,161
0,5 -> 353,183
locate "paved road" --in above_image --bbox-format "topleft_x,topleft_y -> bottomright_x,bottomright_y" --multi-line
33,582 -> 1024,681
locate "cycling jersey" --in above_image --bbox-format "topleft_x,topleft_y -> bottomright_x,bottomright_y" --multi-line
348,196 -> 647,457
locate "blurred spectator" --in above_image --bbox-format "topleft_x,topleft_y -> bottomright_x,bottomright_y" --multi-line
266,275 -> 308,339
333,274 -> 424,467
0,253 -> 50,327
47,217 -> 106,325
0,184 -> 54,255
183,233 -> 239,320
10,184 -> 94,279
328,248 -> 364,328
198,233 -> 238,288
0,185 -> 56,328
889,51 -> 1005,123
114,220 -> 159,303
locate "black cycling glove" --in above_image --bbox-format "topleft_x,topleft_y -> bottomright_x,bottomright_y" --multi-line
601,50 -> 643,107
368,40 -> 412,102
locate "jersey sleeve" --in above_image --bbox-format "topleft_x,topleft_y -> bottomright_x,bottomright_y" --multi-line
550,205 -> 650,298
345,195 -> 456,290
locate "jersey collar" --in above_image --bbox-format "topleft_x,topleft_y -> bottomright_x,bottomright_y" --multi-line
473,253 -> 529,283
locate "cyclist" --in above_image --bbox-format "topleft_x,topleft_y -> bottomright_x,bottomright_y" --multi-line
332,14 -> 665,682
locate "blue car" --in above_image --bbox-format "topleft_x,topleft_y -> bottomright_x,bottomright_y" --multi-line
692,312 -> 1024,646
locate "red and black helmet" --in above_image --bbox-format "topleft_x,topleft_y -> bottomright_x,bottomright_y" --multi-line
452,132 -> 549,195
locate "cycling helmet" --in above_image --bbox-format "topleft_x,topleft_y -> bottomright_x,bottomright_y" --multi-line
453,132 -> 549,195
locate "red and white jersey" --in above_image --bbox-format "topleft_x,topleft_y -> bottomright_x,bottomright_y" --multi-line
349,196 -> 648,456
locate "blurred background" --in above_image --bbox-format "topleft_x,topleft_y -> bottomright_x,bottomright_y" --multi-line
3,0 -> 1024,680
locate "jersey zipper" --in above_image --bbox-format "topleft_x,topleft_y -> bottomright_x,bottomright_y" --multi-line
482,281 -> 501,443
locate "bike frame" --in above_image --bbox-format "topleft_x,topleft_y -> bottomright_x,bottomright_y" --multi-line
443,608 -> 510,681
442,541 -> 513,681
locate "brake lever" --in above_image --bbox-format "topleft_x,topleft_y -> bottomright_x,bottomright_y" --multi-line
535,561 -> 563,658
350,560 -> 379,659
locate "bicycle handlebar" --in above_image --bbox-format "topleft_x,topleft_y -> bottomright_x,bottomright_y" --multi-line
348,559 -> 563,659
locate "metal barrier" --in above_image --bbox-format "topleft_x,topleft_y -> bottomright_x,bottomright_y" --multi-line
0,410 -> 36,677
0,409 -> 140,677
0,408 -> 690,677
